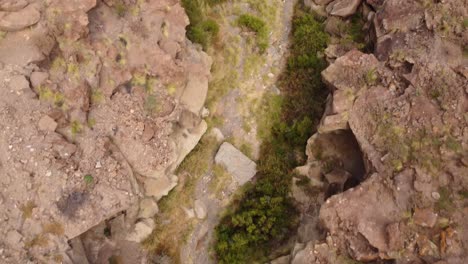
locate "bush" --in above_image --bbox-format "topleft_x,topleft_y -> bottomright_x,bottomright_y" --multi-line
237,14 -> 269,53
187,19 -> 220,50
182,0 -> 221,50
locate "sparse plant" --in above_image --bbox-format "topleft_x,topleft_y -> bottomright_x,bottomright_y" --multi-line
144,95 -> 159,115
43,222 -> 64,235
83,174 -> 94,185
131,72 -> 147,87
20,201 -> 37,219
71,120 -> 82,136
365,68 -> 378,86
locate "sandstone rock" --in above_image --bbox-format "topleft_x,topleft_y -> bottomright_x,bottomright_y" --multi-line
0,5 -> 41,31
173,120 -> 208,168
126,219 -> 155,243
7,74 -> 29,91
6,230 -> 22,247
180,74 -> 209,114
138,198 -> 159,219
314,0 -> 334,5
184,207 -> 195,219
30,71 -> 49,89
210,127 -> 224,142
320,174 -> 403,261
413,208 -> 438,228
0,0 -> 28,12
271,255 -> 290,264
304,0 -> 327,17
326,0 -> 362,17
366,0 -> 384,8
291,241 -> 316,264
324,168 -> 351,193
194,199 -> 207,219
0,27 -> 49,65
144,175 -> 178,200
215,142 -> 257,185
142,124 -> 155,142
38,115 -> 58,132
67,237 -> 90,264
318,113 -> 349,133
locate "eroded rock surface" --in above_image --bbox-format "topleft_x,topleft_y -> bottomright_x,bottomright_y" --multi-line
291,0 -> 467,263
0,0 -> 211,262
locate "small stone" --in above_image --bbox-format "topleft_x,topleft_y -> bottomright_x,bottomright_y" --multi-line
8,75 -> 29,91
414,208 -> 438,228
142,124 -> 155,142
0,5 -> 41,31
6,230 -> 22,246
38,115 -> 57,132
184,207 -> 195,219
126,219 -> 155,243
201,107 -> 210,118
210,128 -> 224,142
138,197 -> 159,219
431,192 -> 440,200
95,161 -> 102,169
30,72 -> 49,89
194,199 -> 207,219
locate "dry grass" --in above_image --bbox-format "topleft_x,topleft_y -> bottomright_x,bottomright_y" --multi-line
43,221 -> 65,236
209,164 -> 232,199
144,135 -> 220,262
25,234 -> 49,248
20,201 -> 36,219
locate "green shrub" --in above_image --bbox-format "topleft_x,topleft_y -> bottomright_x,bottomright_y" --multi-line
237,14 -> 269,53
187,19 -> 220,50
182,0 -> 222,50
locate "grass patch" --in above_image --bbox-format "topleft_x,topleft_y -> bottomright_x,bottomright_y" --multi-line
20,201 -> 37,219
43,222 -> 65,236
436,187 -> 454,213
214,7 -> 329,263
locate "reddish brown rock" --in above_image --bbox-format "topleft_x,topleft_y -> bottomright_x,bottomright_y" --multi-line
413,208 -> 438,228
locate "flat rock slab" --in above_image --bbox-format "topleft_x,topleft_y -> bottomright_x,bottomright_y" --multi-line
215,142 -> 256,185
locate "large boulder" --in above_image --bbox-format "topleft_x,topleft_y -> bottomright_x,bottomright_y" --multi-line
0,4 -> 41,31
326,0 -> 362,17
215,142 -> 257,185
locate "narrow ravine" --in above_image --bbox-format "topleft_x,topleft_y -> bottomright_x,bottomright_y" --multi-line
143,0 -> 300,263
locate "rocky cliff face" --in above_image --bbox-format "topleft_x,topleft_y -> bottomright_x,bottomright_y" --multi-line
0,0 -> 210,263
291,0 -> 467,263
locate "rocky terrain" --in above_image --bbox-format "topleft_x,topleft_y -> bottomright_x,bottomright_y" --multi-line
0,0 -> 210,263
286,0 -> 468,263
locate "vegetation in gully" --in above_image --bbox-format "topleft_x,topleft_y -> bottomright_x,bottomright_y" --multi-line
214,7 -> 330,263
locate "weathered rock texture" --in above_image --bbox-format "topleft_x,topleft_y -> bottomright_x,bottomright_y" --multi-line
215,142 -> 257,186
0,0 -> 211,262
291,0 -> 467,263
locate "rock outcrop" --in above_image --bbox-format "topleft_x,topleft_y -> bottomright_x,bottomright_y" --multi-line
291,0 -> 467,263
0,0 -> 211,262
215,142 -> 257,186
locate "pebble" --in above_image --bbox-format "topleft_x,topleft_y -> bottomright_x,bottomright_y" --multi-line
431,192 -> 440,200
